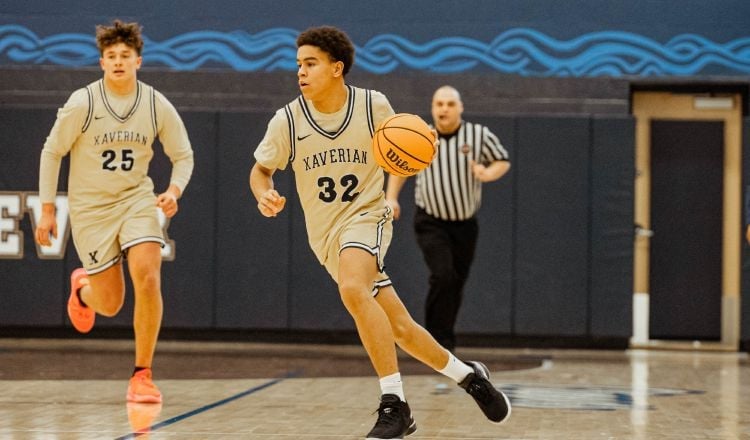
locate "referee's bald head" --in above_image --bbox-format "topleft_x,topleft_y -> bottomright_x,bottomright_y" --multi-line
433,85 -> 462,103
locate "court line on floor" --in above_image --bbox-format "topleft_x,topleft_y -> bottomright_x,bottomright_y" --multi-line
115,370 -> 299,440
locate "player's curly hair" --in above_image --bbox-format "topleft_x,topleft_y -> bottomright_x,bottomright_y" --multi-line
95,20 -> 144,55
296,26 -> 355,76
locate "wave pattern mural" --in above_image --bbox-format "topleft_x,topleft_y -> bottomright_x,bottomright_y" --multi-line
1,24 -> 748,77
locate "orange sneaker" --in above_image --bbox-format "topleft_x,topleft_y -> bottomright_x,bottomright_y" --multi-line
126,401 -> 162,435
67,268 -> 94,333
127,369 -> 163,403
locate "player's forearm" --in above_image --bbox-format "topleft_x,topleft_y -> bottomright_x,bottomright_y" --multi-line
385,174 -> 407,200
38,149 -> 63,203
164,184 -> 182,200
169,156 -> 194,194
249,163 -> 275,202
158,120 -> 192,201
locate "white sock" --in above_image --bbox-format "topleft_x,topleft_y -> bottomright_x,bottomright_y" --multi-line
379,372 -> 405,401
438,351 -> 474,383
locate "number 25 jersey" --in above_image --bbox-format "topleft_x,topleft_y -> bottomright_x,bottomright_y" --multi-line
40,79 -> 193,213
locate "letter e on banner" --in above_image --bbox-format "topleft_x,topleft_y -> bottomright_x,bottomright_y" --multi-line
0,192 -> 23,258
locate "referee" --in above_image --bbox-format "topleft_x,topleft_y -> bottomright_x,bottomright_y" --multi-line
386,85 -> 510,351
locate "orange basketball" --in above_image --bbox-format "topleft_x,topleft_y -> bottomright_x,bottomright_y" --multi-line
372,113 -> 436,177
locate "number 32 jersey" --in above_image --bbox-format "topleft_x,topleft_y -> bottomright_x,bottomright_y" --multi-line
254,85 -> 395,259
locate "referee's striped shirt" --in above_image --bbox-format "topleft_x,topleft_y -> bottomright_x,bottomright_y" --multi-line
414,121 -> 509,221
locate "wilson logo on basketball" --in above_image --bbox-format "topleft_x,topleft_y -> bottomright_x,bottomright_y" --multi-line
385,148 -> 420,175
373,113 -> 435,177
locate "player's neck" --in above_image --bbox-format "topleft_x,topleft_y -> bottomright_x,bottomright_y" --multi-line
103,77 -> 137,96
311,83 -> 348,114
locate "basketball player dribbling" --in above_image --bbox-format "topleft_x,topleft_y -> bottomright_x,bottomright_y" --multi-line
249,25 -> 510,439
35,20 -> 194,404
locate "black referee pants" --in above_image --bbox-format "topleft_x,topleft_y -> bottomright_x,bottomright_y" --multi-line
413,207 -> 478,352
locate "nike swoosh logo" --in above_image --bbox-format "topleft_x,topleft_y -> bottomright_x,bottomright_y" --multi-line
94,115 -> 105,120
296,133 -> 312,141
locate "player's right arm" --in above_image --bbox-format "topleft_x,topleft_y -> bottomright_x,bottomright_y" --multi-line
250,163 -> 286,217
250,109 -> 292,218
36,89 -> 88,246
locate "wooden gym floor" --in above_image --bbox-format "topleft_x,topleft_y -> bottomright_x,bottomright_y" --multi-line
0,338 -> 748,439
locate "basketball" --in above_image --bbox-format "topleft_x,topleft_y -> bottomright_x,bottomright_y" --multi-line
372,113 -> 436,177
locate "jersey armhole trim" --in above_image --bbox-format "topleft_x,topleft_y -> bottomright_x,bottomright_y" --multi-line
150,86 -> 158,139
285,104 -> 296,163
366,89 -> 374,137
81,86 -> 94,133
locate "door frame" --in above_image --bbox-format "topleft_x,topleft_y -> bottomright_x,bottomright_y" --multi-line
631,91 -> 742,351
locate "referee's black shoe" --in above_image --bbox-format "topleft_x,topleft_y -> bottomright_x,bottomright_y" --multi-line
459,361 -> 512,424
365,394 -> 417,439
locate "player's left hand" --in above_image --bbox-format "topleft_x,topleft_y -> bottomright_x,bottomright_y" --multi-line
156,192 -> 179,218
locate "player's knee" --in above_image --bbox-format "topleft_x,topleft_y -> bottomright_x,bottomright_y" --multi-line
98,294 -> 124,317
338,281 -> 370,314
129,266 -> 160,291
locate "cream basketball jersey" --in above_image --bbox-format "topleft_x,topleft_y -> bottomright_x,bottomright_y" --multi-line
40,79 -> 193,214
254,86 -> 395,260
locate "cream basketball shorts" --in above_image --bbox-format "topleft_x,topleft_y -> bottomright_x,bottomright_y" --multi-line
70,193 -> 165,274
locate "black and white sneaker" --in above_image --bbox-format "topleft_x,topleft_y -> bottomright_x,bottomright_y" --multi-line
365,394 -> 417,439
458,361 -> 512,424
